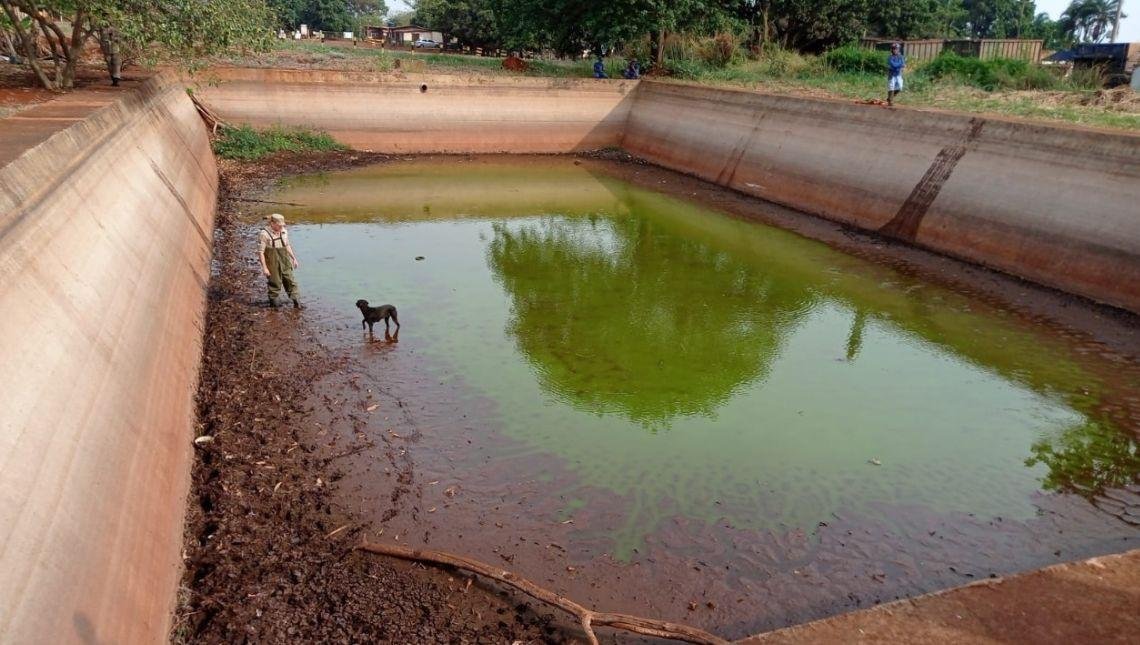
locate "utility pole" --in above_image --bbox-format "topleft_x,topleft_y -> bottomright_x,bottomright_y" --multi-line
1110,0 -> 1125,42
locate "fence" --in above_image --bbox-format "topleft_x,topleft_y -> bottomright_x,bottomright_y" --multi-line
861,38 -> 1043,64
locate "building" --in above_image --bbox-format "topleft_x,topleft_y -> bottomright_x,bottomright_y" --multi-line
363,25 -> 445,47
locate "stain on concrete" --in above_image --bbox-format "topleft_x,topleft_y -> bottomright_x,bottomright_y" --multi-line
879,118 -> 985,240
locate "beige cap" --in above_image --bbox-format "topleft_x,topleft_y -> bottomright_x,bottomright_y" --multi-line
268,213 -> 285,223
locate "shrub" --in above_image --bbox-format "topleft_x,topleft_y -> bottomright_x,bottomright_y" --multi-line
213,125 -> 346,160
824,44 -> 888,74
698,32 -> 740,68
923,51 -> 1057,91
664,58 -> 709,79
1067,65 -> 1106,90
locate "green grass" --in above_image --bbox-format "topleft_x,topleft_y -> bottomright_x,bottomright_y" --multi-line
213,124 -> 346,160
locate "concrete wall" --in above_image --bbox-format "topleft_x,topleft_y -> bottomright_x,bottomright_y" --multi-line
623,81 -> 1140,314
0,76 -> 217,643
194,68 -> 637,153
199,73 -> 1140,312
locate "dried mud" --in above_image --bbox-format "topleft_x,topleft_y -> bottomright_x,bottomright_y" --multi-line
175,151 -> 568,644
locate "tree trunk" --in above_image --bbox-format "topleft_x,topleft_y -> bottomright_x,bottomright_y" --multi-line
761,4 -> 770,45
1,25 -> 20,60
0,0 -> 55,89
1110,0 -> 1124,42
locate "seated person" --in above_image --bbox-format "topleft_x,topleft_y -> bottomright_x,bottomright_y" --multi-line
622,59 -> 640,79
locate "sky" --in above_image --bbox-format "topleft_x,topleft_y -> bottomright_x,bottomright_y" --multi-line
386,0 -> 1140,44
1036,0 -> 1139,42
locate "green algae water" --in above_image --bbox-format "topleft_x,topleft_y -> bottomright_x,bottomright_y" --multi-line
264,159 -> 1140,571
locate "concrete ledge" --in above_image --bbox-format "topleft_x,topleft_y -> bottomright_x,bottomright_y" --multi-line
0,74 -> 217,643
623,81 -> 1140,314
194,67 -> 638,153
740,548 -> 1140,643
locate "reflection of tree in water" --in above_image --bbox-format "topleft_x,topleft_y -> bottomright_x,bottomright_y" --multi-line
487,215 -> 815,427
1025,419 -> 1140,497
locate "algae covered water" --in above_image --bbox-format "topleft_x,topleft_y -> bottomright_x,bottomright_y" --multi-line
262,157 -> 1140,629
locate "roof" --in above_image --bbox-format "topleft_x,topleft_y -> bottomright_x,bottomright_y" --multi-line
389,25 -> 432,33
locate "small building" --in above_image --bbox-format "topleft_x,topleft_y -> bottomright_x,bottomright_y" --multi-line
381,25 -> 444,47
363,25 -> 389,41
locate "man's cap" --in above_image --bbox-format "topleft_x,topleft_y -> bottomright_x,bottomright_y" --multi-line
269,213 -> 285,223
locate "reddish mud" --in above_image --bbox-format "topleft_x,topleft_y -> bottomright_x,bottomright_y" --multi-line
176,151 -> 572,643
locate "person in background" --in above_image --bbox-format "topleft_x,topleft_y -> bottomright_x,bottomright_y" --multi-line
593,56 -> 608,79
97,27 -> 121,87
623,58 -> 641,79
887,43 -> 906,106
259,213 -> 302,309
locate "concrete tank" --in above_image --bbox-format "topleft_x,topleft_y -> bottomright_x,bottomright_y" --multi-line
0,75 -> 217,643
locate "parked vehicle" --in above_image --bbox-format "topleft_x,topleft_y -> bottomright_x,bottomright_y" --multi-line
414,39 -> 440,49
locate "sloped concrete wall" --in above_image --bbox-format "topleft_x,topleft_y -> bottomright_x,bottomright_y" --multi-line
623,81 -> 1140,314
0,75 -> 217,644
194,68 -> 637,153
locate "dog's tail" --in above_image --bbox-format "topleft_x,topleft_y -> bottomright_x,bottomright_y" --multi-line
391,307 -> 400,328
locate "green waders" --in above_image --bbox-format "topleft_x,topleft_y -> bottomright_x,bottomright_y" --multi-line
264,245 -> 299,306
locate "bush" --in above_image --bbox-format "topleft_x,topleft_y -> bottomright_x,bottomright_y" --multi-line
824,44 -> 888,74
664,58 -> 709,79
923,52 -> 1057,91
698,32 -> 740,68
213,125 -> 346,160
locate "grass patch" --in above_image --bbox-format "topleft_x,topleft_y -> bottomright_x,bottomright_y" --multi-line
213,124 -> 346,160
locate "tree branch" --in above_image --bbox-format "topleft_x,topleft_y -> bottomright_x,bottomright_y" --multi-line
357,541 -> 728,645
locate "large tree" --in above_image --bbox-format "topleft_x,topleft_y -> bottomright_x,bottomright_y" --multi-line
1,0 -> 275,90
1059,0 -> 1126,43
415,0 -> 498,49
868,0 -> 964,38
955,0 -> 1040,38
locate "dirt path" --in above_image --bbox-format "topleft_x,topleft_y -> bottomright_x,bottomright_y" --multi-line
175,151 -> 567,643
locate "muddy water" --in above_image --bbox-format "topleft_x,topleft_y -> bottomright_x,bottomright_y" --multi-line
260,157 -> 1140,637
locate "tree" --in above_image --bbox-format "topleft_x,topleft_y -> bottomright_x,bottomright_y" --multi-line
869,0 -> 953,38
415,0 -> 498,49
955,0 -> 1040,38
1059,0 -> 1126,43
1,0 -> 275,91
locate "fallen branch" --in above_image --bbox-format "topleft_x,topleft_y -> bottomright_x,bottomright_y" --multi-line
189,92 -> 230,135
234,197 -> 307,207
357,541 -> 727,645
323,441 -> 376,462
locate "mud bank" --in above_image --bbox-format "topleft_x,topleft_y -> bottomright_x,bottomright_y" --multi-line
0,75 -> 216,643
195,71 -> 1140,314
176,151 -> 566,642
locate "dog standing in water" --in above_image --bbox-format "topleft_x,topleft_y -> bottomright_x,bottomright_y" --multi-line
356,299 -> 400,340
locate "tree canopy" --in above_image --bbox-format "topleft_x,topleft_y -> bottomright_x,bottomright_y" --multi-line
404,0 -> 1089,56
1,0 -> 275,90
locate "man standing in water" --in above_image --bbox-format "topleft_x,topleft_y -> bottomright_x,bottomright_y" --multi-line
887,43 -> 906,106
259,213 -> 302,308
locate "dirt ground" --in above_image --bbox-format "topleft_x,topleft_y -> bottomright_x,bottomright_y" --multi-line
175,151 -> 574,644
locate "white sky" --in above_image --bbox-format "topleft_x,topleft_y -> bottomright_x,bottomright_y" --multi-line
1036,0 -> 1138,42
387,0 -> 1139,43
